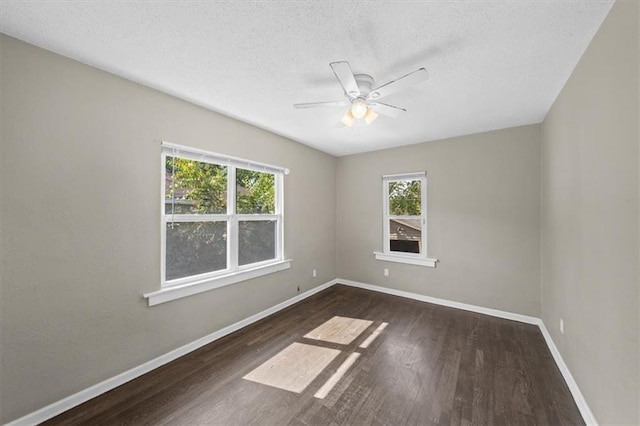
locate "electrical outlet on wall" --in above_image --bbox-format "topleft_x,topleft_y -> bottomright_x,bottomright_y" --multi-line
384,268 -> 389,277
560,318 -> 564,334
312,269 -> 317,278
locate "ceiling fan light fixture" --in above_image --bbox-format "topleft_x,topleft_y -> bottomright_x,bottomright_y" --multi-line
341,110 -> 355,127
364,107 -> 379,125
295,61 -> 429,128
350,100 -> 368,119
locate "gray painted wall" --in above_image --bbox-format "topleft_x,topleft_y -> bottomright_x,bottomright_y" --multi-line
336,125 -> 542,317
0,35 -> 336,423
540,1 -> 639,424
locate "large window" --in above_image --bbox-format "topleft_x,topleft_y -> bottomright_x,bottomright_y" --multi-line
374,172 -> 436,267
148,142 -> 289,305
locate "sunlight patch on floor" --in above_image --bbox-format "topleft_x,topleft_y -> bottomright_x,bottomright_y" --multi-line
304,316 -> 373,345
359,322 -> 388,348
243,342 -> 340,393
314,352 -> 361,399
243,317 -> 389,398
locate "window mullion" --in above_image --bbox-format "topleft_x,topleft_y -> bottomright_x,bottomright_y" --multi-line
161,152 -> 167,285
228,165 -> 238,271
235,214 -> 279,221
383,177 -> 390,253
388,215 -> 422,221
163,214 -> 230,222
421,175 -> 427,257
277,173 -> 284,260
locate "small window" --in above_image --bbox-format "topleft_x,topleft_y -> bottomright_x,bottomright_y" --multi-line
162,143 -> 286,288
375,172 -> 436,267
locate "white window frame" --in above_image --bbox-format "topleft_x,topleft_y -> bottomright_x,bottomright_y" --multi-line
374,172 -> 438,267
144,142 -> 291,306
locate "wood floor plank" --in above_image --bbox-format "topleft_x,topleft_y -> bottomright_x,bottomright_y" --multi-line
44,285 -> 584,425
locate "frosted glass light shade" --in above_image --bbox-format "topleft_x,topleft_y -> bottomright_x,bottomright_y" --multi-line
341,110 -> 354,127
364,108 -> 378,125
350,100 -> 368,119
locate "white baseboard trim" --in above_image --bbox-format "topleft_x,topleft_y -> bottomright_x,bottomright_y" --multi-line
7,277 -> 597,426
538,322 -> 598,425
4,279 -> 338,426
336,279 -> 541,325
336,278 -> 597,425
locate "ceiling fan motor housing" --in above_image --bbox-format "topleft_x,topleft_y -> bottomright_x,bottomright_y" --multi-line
352,74 -> 374,100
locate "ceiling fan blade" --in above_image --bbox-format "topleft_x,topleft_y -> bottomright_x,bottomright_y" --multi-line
370,102 -> 406,118
368,68 -> 429,100
294,100 -> 350,109
330,61 -> 360,98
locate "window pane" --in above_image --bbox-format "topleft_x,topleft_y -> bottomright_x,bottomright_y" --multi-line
239,220 -> 276,266
389,219 -> 422,254
388,179 -> 421,216
165,156 -> 227,214
236,169 -> 275,214
166,221 -> 227,280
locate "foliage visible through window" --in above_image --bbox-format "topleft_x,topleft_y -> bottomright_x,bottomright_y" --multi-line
239,220 -> 276,265
165,221 -> 227,280
163,150 -> 283,286
389,180 -> 421,216
166,157 -> 227,214
236,169 -> 275,214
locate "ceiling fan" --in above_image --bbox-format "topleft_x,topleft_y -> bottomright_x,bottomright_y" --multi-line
294,61 -> 429,127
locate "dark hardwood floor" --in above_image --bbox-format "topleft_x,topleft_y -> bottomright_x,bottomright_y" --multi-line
45,285 -> 584,425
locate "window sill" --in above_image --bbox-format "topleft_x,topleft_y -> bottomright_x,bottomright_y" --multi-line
144,259 -> 292,306
373,252 -> 438,268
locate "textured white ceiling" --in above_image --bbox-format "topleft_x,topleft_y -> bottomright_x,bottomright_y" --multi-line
0,1 -> 613,156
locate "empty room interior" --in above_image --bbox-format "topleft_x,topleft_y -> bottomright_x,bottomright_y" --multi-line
0,1 -> 638,425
